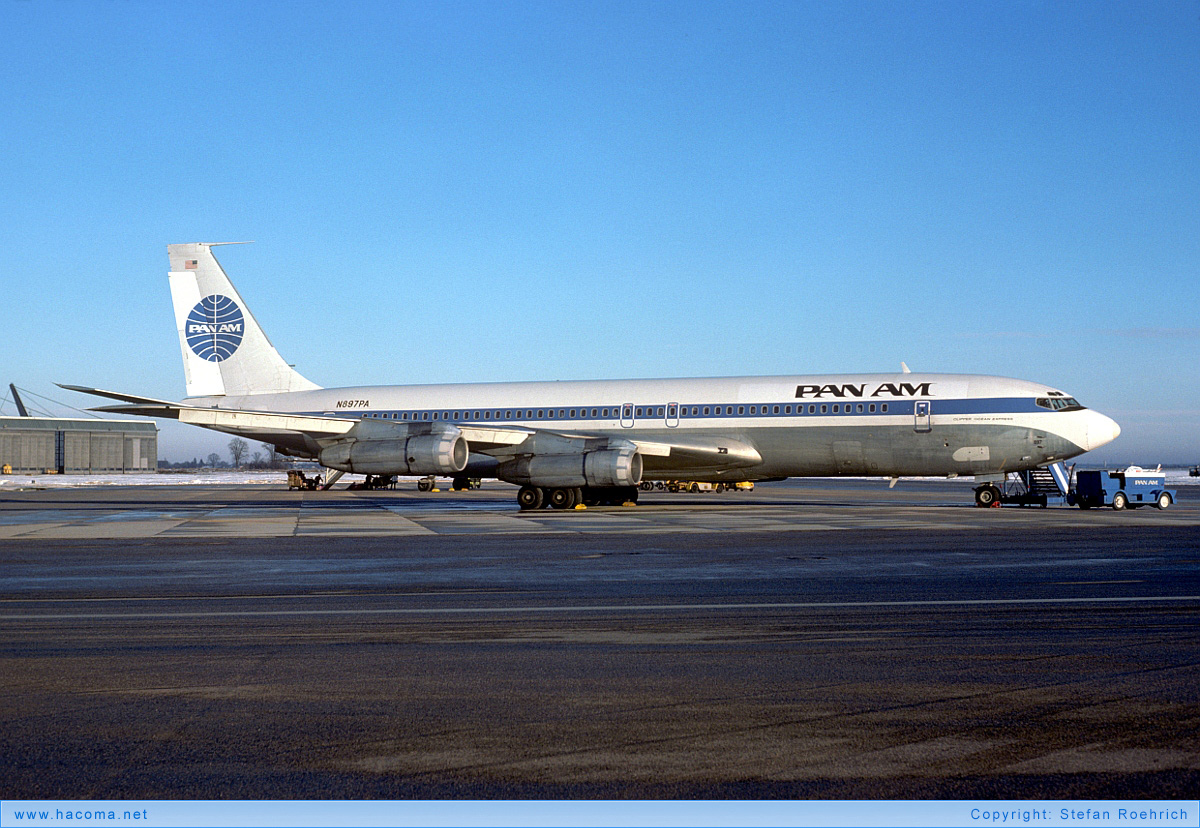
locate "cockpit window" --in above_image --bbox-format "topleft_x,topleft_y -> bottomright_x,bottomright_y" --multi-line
1036,397 -> 1085,412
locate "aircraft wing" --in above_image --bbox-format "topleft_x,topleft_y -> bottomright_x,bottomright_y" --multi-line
60,385 -> 762,476
629,435 -> 762,474
467,427 -> 758,475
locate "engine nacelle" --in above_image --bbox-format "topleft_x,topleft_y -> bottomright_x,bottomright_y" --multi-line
319,430 -> 468,475
497,446 -> 642,488
584,448 -> 643,488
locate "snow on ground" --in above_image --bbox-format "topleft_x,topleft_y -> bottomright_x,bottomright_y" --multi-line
0,471 -> 290,488
0,470 -> 375,489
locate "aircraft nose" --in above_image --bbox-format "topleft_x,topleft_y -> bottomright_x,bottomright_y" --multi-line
1087,411 -> 1121,451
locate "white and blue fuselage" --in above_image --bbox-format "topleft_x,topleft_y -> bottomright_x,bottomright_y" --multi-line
189,371 -> 1119,481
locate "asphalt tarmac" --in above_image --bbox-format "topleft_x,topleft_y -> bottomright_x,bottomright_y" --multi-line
1,479 -> 1197,798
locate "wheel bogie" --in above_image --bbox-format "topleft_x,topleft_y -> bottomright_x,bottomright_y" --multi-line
518,484 -> 639,510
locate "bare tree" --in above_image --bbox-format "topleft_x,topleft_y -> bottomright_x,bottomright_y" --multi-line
228,437 -> 249,468
206,452 -> 221,468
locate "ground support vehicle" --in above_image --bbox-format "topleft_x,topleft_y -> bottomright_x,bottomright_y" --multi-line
639,480 -> 754,493
668,481 -> 716,493
1069,467 -> 1176,511
286,470 -> 319,490
415,476 -> 481,491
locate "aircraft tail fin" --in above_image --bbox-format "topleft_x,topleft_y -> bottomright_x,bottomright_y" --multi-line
167,243 -> 321,398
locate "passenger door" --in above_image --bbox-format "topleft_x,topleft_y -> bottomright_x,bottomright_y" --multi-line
914,400 -> 931,433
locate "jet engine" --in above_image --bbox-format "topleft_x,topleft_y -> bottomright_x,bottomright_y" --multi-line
318,421 -> 468,475
496,445 -> 642,488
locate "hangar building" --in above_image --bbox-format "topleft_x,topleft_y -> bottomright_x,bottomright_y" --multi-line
0,417 -> 158,474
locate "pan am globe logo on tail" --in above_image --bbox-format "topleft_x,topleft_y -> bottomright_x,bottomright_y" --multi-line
186,295 -> 245,362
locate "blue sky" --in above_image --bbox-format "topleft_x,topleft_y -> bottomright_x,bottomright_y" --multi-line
2,0 -> 1197,463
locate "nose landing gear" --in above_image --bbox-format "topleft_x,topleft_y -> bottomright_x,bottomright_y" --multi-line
974,484 -> 1001,508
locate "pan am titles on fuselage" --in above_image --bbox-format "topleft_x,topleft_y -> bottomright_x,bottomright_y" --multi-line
62,243 -> 1121,510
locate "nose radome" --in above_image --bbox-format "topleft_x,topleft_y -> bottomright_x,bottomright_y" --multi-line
1088,412 -> 1121,450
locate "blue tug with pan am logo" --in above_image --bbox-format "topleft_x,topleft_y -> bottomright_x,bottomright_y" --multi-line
1069,466 -> 1176,511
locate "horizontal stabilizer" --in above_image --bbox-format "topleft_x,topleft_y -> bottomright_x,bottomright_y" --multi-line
179,407 -> 355,438
57,384 -> 183,408
90,404 -> 186,419
62,383 -> 357,439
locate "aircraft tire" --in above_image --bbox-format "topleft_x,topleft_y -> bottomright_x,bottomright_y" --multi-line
517,486 -> 544,511
974,485 -> 1000,508
549,487 -> 578,510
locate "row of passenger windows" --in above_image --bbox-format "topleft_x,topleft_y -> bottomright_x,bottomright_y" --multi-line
359,403 -> 891,421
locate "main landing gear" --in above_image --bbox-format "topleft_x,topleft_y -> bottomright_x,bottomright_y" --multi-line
517,485 -> 640,511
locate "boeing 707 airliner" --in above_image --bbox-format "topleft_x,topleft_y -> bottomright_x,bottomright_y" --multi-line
64,243 -> 1121,509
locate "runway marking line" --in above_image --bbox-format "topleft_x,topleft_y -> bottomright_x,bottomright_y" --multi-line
3,594 -> 1198,621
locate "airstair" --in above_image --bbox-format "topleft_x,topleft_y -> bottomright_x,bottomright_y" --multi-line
1000,462 -> 1070,507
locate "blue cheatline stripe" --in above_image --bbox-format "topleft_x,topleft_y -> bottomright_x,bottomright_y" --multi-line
298,396 -> 1049,424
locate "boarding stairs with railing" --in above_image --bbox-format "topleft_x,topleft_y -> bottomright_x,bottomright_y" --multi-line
1001,462 -> 1070,507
